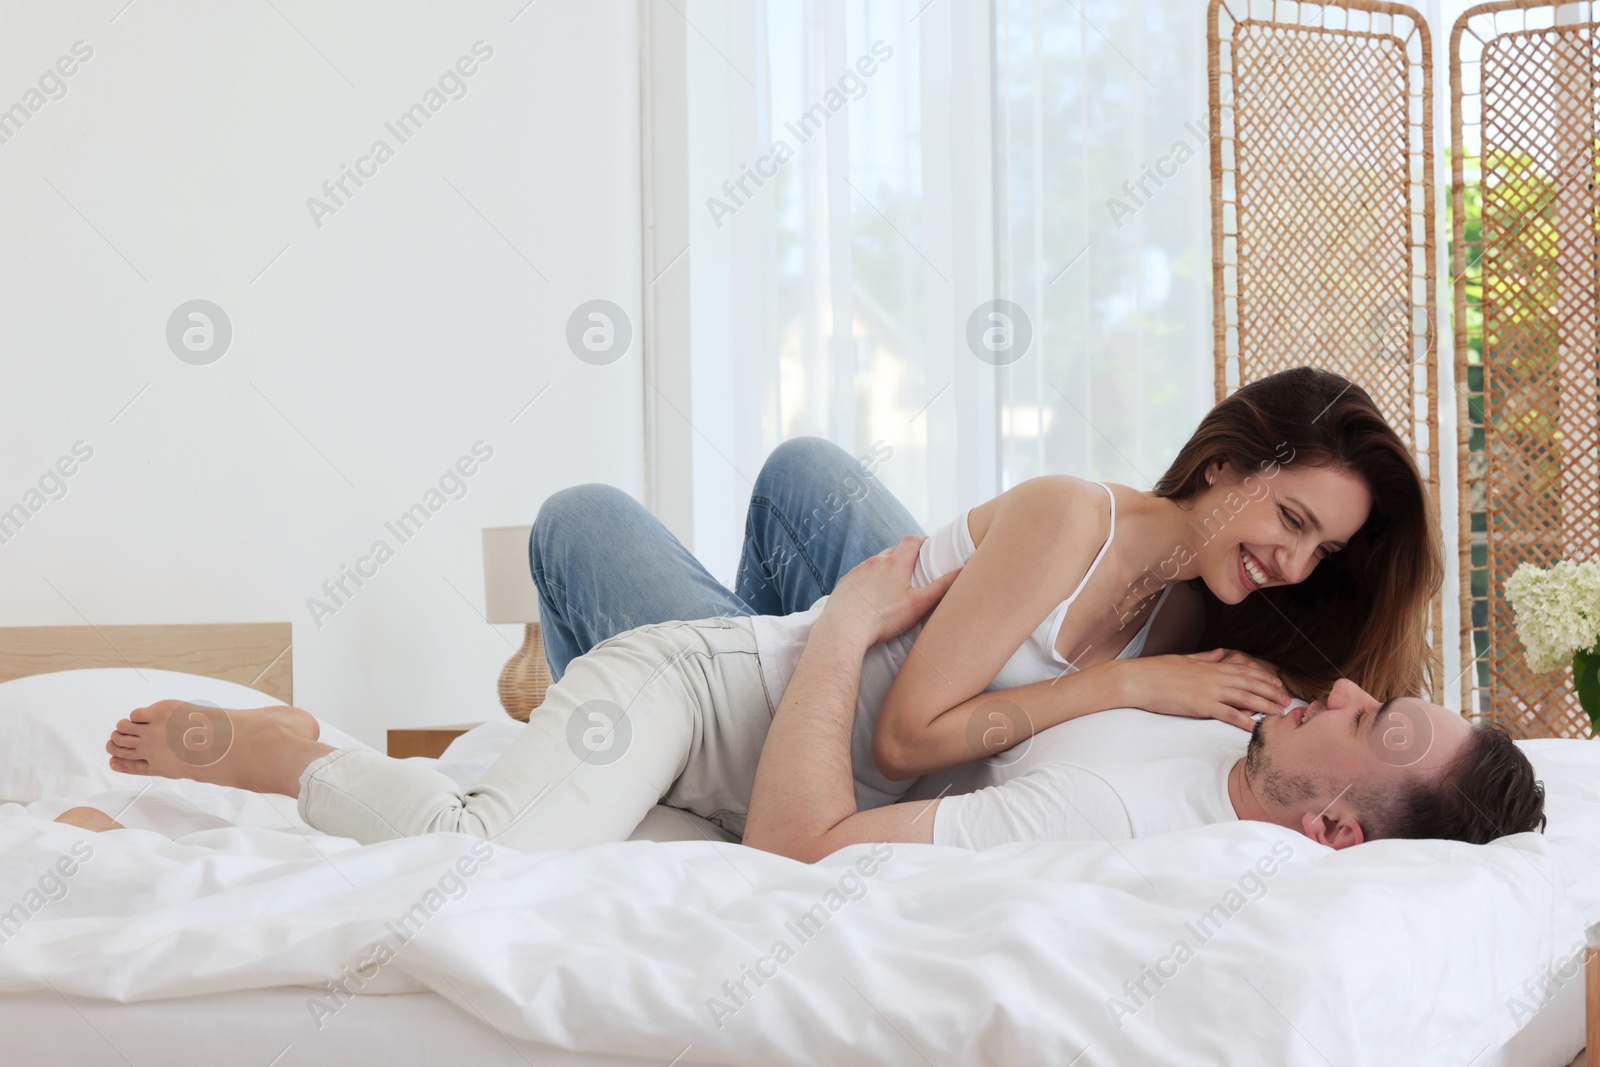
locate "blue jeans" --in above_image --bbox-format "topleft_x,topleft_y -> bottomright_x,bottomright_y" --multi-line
529,437 -> 923,679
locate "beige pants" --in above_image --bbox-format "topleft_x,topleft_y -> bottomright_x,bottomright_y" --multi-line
298,617 -> 776,851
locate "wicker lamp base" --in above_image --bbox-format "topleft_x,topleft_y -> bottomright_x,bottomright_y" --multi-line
499,622 -> 553,722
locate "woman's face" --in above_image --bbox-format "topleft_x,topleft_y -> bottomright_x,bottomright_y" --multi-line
1192,460 -> 1372,604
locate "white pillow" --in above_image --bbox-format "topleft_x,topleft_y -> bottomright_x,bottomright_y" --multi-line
1519,739 -> 1600,911
0,668 -> 371,804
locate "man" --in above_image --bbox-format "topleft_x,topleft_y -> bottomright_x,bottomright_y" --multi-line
104,535 -> 1545,862
742,538 -> 1548,862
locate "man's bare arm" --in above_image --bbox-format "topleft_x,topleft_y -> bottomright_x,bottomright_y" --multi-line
742,615 -> 938,862
742,539 -> 954,863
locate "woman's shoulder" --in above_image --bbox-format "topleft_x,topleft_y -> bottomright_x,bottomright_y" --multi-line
967,475 -> 1112,546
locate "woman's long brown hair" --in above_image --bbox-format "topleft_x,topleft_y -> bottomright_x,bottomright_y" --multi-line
1152,367 -> 1442,701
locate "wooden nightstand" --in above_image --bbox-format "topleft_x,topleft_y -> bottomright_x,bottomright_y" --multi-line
386,723 -> 484,760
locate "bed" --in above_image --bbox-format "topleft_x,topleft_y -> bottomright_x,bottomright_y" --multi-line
0,623 -> 1595,1066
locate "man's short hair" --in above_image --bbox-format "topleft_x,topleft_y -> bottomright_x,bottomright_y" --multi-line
1362,723 -> 1546,845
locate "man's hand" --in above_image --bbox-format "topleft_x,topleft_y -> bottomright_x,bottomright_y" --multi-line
820,536 -> 961,646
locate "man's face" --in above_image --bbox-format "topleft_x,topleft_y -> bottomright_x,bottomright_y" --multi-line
1244,678 -> 1473,824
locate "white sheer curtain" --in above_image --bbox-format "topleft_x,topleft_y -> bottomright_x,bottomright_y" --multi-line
674,0 -> 1214,579
992,0 -> 1213,491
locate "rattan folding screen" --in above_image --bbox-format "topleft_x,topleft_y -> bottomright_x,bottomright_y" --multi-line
1207,0 -> 1444,692
1452,1 -> 1600,738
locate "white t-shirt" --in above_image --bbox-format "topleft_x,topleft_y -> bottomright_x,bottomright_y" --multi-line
908,708 -> 1256,849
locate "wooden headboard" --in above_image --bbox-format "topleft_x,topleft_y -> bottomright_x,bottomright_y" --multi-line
0,623 -> 292,704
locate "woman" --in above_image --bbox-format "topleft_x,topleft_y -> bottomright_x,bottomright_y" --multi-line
532,366 -> 1441,780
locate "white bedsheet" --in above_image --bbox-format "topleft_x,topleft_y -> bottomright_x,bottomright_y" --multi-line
0,739 -> 1595,1066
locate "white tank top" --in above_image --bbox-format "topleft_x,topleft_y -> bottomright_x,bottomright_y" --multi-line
747,482 -> 1172,809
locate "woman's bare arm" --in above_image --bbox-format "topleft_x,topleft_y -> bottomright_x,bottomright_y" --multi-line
875,663 -> 1140,779
871,477 -> 1114,779
871,483 -> 1289,780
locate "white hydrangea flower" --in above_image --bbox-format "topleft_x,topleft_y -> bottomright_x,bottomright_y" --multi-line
1504,560 -> 1600,673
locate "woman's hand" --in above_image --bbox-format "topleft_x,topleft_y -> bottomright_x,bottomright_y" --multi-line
1211,648 -> 1310,702
820,536 -> 961,646
1211,648 -> 1291,683
1110,647 -> 1292,731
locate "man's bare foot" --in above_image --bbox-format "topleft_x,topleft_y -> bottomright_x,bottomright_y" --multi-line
54,806 -> 125,832
106,700 -> 333,796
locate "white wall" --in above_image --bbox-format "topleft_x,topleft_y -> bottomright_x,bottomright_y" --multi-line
0,1 -> 644,744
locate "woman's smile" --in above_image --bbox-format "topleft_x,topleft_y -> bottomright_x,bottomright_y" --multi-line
1238,545 -> 1274,592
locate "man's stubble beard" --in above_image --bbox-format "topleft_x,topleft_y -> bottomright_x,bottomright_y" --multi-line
1245,715 -> 1323,807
